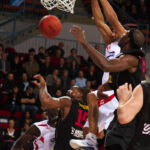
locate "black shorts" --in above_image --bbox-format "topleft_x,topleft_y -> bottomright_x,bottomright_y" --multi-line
104,117 -> 137,150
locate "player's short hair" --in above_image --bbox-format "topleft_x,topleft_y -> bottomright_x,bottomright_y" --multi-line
129,29 -> 145,49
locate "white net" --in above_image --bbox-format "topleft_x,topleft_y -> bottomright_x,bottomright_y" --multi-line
40,0 -> 76,14
41,0 -> 58,10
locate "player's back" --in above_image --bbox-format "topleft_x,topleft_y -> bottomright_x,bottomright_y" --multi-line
33,120 -> 55,150
128,82 -> 150,150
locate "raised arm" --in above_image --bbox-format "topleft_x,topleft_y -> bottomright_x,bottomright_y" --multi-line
33,75 -> 71,109
117,83 -> 143,124
91,0 -> 112,44
11,125 -> 40,150
70,26 -> 138,72
100,0 -> 126,38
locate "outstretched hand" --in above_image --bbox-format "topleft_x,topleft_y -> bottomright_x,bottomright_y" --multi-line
33,74 -> 46,89
117,83 -> 133,105
70,26 -> 86,44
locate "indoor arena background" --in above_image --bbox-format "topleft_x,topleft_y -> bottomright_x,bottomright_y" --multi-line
0,0 -> 150,149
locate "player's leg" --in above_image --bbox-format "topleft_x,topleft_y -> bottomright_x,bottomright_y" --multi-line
100,0 -> 126,38
91,0 -> 113,44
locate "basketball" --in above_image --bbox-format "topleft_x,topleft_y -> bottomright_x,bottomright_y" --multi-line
39,15 -> 62,38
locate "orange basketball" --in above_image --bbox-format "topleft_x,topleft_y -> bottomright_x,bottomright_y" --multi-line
39,15 -> 62,38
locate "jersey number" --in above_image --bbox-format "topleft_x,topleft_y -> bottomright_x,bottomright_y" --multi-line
75,110 -> 88,128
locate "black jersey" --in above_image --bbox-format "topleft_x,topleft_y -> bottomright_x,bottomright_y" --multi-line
105,49 -> 144,150
108,49 -> 143,97
54,99 -> 88,150
127,81 -> 150,150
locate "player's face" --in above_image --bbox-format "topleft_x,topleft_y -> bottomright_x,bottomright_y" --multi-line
67,86 -> 82,101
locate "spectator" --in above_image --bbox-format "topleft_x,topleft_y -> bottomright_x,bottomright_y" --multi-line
75,70 -> 87,88
0,43 -> 4,59
20,123 -> 30,136
41,110 -> 48,120
40,55 -> 53,77
20,85 -> 38,114
86,64 -> 97,88
57,57 -> 67,74
86,80 -> 92,91
61,69 -> 71,92
67,48 -> 80,66
46,69 -> 59,87
48,77 -> 63,96
23,54 -> 39,78
2,72 -> 16,95
46,41 -> 64,57
11,54 -> 23,79
19,72 -> 29,93
21,111 -> 34,126
7,86 -> 20,113
70,79 -> 76,88
0,52 -> 10,78
50,49 -> 62,67
69,59 -> 79,79
37,46 -> 45,66
27,48 -> 37,60
2,119 -> 19,150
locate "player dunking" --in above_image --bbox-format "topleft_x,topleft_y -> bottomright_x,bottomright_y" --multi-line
11,109 -> 58,150
69,13 -> 145,150
33,74 -> 89,150
81,0 -> 128,141
69,0 -> 128,148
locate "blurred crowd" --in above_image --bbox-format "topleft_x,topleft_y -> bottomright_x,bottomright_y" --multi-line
0,42 -> 103,149
83,0 -> 150,24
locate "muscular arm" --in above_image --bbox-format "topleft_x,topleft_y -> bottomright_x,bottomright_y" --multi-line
91,0 -> 112,44
11,125 -> 40,150
81,40 -> 138,72
100,0 -> 126,38
39,86 -> 71,109
117,84 -> 143,124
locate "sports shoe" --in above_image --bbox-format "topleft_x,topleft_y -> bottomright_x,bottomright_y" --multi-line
70,133 -> 98,150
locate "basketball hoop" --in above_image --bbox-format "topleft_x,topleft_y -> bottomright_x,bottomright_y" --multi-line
40,0 -> 76,14
41,0 -> 58,10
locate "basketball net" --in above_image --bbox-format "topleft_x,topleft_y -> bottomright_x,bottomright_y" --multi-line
40,0 -> 76,14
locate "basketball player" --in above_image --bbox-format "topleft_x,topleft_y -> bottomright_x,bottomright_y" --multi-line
79,1 -> 126,147
115,82 -> 150,150
11,109 -> 58,150
70,25 -> 145,149
83,89 -> 118,149
33,74 -> 89,150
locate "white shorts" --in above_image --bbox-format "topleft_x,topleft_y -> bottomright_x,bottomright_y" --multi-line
84,90 -> 118,132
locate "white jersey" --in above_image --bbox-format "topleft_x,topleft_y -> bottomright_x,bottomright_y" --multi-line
102,41 -> 121,84
33,120 -> 55,150
84,90 -> 118,132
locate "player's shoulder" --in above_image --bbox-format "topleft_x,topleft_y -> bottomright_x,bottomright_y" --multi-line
34,120 -> 48,127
